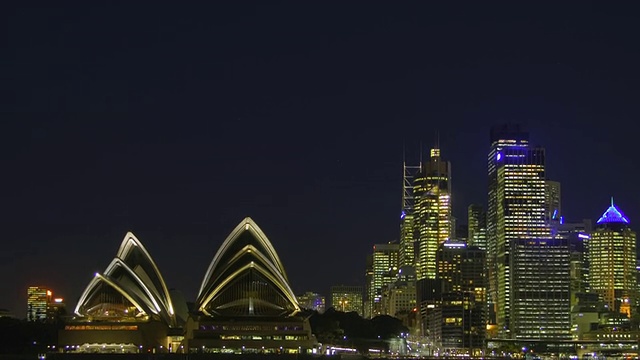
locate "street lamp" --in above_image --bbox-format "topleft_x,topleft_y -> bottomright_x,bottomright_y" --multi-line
340,300 -> 348,312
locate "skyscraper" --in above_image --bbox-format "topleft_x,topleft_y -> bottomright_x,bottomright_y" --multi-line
468,204 -> 487,250
27,286 -> 51,322
429,241 -> 486,353
511,236 -> 570,339
546,180 -> 562,225
414,147 -> 452,280
486,124 -> 566,339
366,242 -> 399,318
589,199 -> 637,317
400,157 -> 420,269
553,219 -> 592,308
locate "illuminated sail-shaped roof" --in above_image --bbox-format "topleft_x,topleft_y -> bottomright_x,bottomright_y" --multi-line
196,217 -> 301,317
74,232 -> 177,326
597,198 -> 630,225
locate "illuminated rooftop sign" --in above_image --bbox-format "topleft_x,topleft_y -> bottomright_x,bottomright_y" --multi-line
597,198 -> 630,224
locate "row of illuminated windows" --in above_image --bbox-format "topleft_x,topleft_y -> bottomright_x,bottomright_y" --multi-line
513,319 -> 572,325
503,210 -> 547,215
503,217 -> 548,222
504,210 -> 547,216
512,311 -> 570,317
502,198 -> 546,203
515,250 -> 569,255
503,172 -> 545,178
219,335 -> 308,341
502,188 -> 546,194
199,325 -> 303,332
590,247 -> 635,252
512,295 -> 570,301
591,260 -> 634,266
504,205 -> 546,210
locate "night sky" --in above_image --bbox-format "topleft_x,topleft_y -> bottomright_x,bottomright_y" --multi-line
2,2 -> 640,317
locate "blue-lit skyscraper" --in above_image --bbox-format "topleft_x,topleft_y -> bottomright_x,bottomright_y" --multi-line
589,199 -> 637,317
487,124 -> 570,340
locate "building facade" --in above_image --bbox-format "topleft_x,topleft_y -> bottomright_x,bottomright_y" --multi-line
330,285 -> 364,316
47,297 -> 66,323
27,286 -> 51,322
546,180 -> 562,224
467,204 -> 487,251
487,124 -> 570,339
428,241 -> 486,354
511,237 -> 570,340
589,200 -> 637,317
414,147 -> 452,281
366,242 -> 399,318
553,219 -> 593,309
296,292 -> 325,313
385,266 -> 418,330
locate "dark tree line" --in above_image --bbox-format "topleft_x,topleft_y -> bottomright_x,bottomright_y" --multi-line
307,307 -> 408,351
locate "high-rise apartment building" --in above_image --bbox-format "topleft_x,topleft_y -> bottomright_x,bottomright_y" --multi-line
27,286 -> 51,322
330,285 -> 364,316
487,124 -> 569,339
589,200 -> 637,317
468,204 -> 487,250
414,147 -> 452,280
365,242 -> 399,318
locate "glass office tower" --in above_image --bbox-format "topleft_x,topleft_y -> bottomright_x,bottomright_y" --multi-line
487,124 -> 569,339
414,147 -> 452,281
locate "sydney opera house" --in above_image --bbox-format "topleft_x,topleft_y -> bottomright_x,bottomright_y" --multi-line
58,218 -> 318,354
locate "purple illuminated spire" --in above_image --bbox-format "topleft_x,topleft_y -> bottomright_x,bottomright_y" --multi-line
596,197 -> 630,224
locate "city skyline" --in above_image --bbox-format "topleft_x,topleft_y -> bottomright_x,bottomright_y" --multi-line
4,126 -> 634,320
2,2 -> 640,320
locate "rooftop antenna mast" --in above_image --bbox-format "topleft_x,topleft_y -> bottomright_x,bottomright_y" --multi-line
402,142 -> 421,215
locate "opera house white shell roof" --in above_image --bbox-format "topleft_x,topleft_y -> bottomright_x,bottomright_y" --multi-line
196,217 -> 301,317
73,232 -> 177,327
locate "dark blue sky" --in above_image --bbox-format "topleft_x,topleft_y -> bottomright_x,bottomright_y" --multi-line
2,1 -> 639,317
